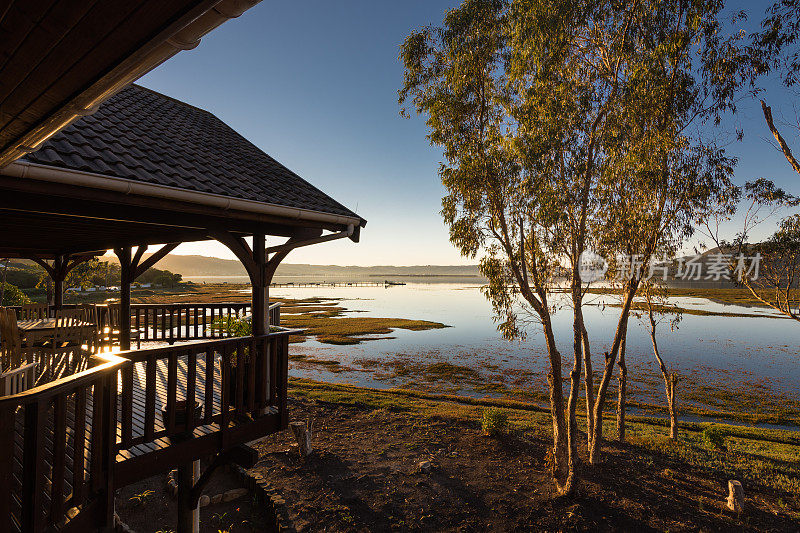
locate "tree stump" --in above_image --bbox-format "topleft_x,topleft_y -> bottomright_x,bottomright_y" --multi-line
726,480 -> 744,513
290,420 -> 313,457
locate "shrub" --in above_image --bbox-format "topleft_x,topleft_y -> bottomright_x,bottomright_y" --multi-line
0,283 -> 31,306
481,407 -> 508,436
210,315 -> 252,337
702,425 -> 727,451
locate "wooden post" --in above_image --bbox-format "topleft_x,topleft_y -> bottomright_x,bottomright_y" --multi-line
115,247 -> 132,351
252,234 -> 266,335
177,460 -> 200,533
52,254 -> 68,310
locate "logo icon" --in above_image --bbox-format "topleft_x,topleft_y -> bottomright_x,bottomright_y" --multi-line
578,251 -> 608,282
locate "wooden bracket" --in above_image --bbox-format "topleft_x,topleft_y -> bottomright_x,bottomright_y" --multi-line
188,445 -> 259,505
210,231 -> 257,280
132,242 -> 179,280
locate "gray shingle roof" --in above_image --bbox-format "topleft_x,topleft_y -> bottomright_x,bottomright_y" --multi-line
22,84 -> 363,223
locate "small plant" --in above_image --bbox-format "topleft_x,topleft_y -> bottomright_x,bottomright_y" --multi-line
210,511 -> 236,531
481,407 -> 508,436
210,315 -> 252,337
129,489 -> 155,507
702,425 -> 727,451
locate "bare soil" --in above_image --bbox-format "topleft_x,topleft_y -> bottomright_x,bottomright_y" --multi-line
115,460 -> 272,533
249,396 -> 799,532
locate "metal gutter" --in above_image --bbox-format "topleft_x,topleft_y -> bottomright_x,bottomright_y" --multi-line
2,160 -> 365,231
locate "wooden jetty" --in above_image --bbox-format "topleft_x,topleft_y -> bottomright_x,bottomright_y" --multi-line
270,280 -> 406,288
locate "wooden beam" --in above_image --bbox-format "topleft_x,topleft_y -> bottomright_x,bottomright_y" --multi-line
115,247 -> 132,350
211,232 -> 256,280
30,257 -> 55,278
131,245 -> 147,273
133,242 -> 179,279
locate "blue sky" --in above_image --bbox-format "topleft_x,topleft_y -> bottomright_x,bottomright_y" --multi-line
137,0 -> 800,266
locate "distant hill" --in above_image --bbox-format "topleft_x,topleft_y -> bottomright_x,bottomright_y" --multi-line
105,254 -> 484,279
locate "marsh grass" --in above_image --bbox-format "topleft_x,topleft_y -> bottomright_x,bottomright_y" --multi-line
289,378 -> 800,499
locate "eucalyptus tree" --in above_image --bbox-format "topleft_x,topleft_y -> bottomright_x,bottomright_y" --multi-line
585,0 -> 747,463
641,282 -> 682,440
399,0 -> 747,488
400,0 -> 639,493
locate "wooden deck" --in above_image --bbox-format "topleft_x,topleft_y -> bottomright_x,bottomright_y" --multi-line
1,331 -> 290,532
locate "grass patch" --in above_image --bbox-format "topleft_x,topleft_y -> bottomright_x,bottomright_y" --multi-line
288,378 -> 800,498
284,315 -> 448,345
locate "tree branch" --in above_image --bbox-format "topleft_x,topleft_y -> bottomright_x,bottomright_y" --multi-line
762,100 -> 800,175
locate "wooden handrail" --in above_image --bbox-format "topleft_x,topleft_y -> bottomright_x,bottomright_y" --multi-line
0,353 -> 128,407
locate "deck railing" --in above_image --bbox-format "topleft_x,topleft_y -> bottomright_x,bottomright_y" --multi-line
116,332 -> 289,451
0,353 -> 125,532
0,329 -> 291,532
9,301 -> 282,345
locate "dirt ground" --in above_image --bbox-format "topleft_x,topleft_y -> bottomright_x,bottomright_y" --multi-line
249,397 -> 799,532
115,460 -> 272,532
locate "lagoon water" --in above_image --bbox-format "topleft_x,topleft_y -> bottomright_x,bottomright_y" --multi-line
267,282 -> 800,404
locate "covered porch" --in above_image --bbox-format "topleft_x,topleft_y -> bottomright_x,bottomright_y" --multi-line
0,85 -> 365,532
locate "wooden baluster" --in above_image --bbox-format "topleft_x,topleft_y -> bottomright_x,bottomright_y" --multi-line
169,307 -> 175,344
257,336 -> 268,410
135,309 -> 141,347
160,307 -> 166,341
221,345 -> 231,432
50,394 -> 66,523
99,373 -> 118,529
0,405 -> 15,532
247,336 -> 257,414
236,340 -> 245,417
279,335 -> 289,427
90,378 -> 104,492
194,307 -> 199,339
21,400 -> 46,533
209,308 -> 215,338
204,348 -> 215,424
72,386 -> 87,507
121,364 -> 133,447
144,355 -> 156,441
166,351 -> 177,434
269,335 -> 278,406
186,349 -> 197,432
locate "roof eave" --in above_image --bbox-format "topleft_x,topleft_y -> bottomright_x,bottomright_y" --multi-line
0,0 -> 263,168
2,160 -> 366,235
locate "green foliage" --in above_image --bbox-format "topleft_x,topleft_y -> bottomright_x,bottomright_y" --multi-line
210,315 -> 252,337
0,283 -> 30,306
138,267 -> 182,288
481,407 -> 508,436
751,0 -> 800,86
702,425 -> 727,451
399,0 -> 747,342
3,268 -> 39,289
128,489 -> 155,507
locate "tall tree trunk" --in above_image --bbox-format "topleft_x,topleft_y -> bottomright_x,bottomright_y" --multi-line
568,288 -> 584,466
589,282 -> 636,464
580,315 -> 594,448
647,302 -> 679,440
543,316 -> 574,495
667,373 -> 678,440
616,329 -> 628,442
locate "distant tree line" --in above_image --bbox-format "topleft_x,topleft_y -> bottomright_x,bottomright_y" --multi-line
0,258 -> 184,305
